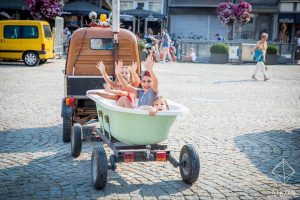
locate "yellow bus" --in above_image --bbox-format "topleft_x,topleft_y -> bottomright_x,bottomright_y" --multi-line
0,20 -> 54,66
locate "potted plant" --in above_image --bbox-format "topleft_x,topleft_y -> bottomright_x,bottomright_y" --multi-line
210,43 -> 229,64
266,45 -> 278,65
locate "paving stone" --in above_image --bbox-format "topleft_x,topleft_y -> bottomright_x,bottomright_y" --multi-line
0,60 -> 299,199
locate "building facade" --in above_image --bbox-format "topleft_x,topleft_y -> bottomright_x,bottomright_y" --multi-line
120,0 -> 166,34
168,0 -> 279,41
278,0 -> 300,44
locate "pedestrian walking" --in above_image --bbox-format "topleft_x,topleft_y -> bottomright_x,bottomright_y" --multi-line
295,31 -> 300,64
251,33 -> 269,81
160,29 -> 171,63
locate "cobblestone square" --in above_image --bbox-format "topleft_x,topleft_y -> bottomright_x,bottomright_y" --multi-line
0,60 -> 299,199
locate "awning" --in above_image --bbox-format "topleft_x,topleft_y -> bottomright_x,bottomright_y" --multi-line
63,2 -> 110,15
278,13 -> 295,23
121,3 -> 165,18
0,0 -> 26,10
296,13 -> 300,23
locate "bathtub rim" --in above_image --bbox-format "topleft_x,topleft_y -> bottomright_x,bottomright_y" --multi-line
86,89 -> 188,116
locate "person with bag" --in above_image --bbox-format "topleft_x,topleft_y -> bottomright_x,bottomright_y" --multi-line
251,33 -> 269,81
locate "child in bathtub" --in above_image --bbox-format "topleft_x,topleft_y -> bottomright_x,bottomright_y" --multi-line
87,61 -> 140,107
115,55 -> 158,108
139,96 -> 169,116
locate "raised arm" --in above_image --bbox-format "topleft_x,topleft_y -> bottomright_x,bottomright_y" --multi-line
144,55 -> 158,93
129,61 -> 141,87
96,61 -> 118,88
104,83 -> 128,96
115,61 -> 138,95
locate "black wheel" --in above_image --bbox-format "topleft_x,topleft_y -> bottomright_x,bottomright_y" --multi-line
109,155 -> 117,171
91,146 -> 108,190
179,144 -> 200,184
71,123 -> 82,157
63,117 -> 72,143
23,51 -> 40,66
39,59 -> 47,65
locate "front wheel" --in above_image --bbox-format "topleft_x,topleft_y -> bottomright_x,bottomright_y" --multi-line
179,144 -> 200,184
71,123 -> 82,157
23,51 -> 40,66
91,146 -> 108,190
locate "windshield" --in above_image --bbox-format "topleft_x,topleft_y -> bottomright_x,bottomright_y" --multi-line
43,25 -> 52,38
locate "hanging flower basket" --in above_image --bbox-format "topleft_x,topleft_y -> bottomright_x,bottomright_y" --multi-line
217,1 -> 252,40
25,0 -> 64,20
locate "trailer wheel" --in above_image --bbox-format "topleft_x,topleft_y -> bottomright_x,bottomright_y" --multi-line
109,155 -> 117,171
71,123 -> 82,157
63,117 -> 72,143
179,144 -> 200,184
91,146 -> 108,190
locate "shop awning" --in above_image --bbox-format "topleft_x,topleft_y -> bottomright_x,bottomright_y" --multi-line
0,0 -> 26,10
63,2 -> 110,15
121,3 -> 165,18
295,13 -> 300,23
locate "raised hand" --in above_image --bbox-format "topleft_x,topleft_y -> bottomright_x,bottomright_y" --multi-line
143,55 -> 154,71
96,61 -> 105,73
129,61 -> 137,72
104,83 -> 112,93
115,60 -> 123,75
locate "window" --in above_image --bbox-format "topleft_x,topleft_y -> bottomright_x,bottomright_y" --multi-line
120,1 -> 133,11
280,3 -> 294,12
90,38 -> 113,50
4,26 -> 21,39
23,26 -> 38,38
234,16 -> 256,40
297,3 -> 300,12
43,25 -> 52,38
148,2 -> 161,13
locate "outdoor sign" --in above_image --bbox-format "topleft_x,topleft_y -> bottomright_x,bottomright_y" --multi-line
229,46 -> 239,60
278,13 -> 295,23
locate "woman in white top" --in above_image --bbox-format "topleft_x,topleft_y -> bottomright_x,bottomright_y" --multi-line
182,48 -> 196,62
251,33 -> 269,81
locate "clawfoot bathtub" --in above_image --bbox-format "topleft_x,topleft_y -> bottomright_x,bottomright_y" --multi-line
86,89 -> 188,145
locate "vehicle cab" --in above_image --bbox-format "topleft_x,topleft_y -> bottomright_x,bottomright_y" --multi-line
61,14 -> 141,142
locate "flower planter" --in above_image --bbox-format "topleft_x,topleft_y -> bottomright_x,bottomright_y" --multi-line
210,53 -> 228,64
266,54 -> 278,65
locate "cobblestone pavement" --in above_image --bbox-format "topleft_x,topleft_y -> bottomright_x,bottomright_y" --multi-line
0,60 -> 299,200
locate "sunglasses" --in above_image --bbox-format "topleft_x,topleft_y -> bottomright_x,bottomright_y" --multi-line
142,80 -> 152,83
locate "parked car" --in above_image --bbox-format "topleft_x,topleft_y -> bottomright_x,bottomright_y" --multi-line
0,20 -> 54,66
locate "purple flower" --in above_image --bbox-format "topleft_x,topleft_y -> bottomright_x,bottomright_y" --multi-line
25,0 -> 63,20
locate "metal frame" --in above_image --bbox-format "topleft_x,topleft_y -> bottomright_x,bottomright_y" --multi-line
94,127 -> 180,167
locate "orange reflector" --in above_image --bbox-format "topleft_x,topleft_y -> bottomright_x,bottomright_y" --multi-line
156,152 -> 167,161
124,152 -> 134,162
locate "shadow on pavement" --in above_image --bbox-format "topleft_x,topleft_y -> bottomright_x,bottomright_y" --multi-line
234,128 -> 300,185
0,126 -> 192,198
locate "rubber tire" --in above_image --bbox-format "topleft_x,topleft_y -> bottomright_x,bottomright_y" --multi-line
109,155 -> 117,171
39,59 -> 47,65
179,144 -> 200,184
63,117 -> 72,143
91,146 -> 108,190
23,51 -> 40,66
71,123 -> 82,157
